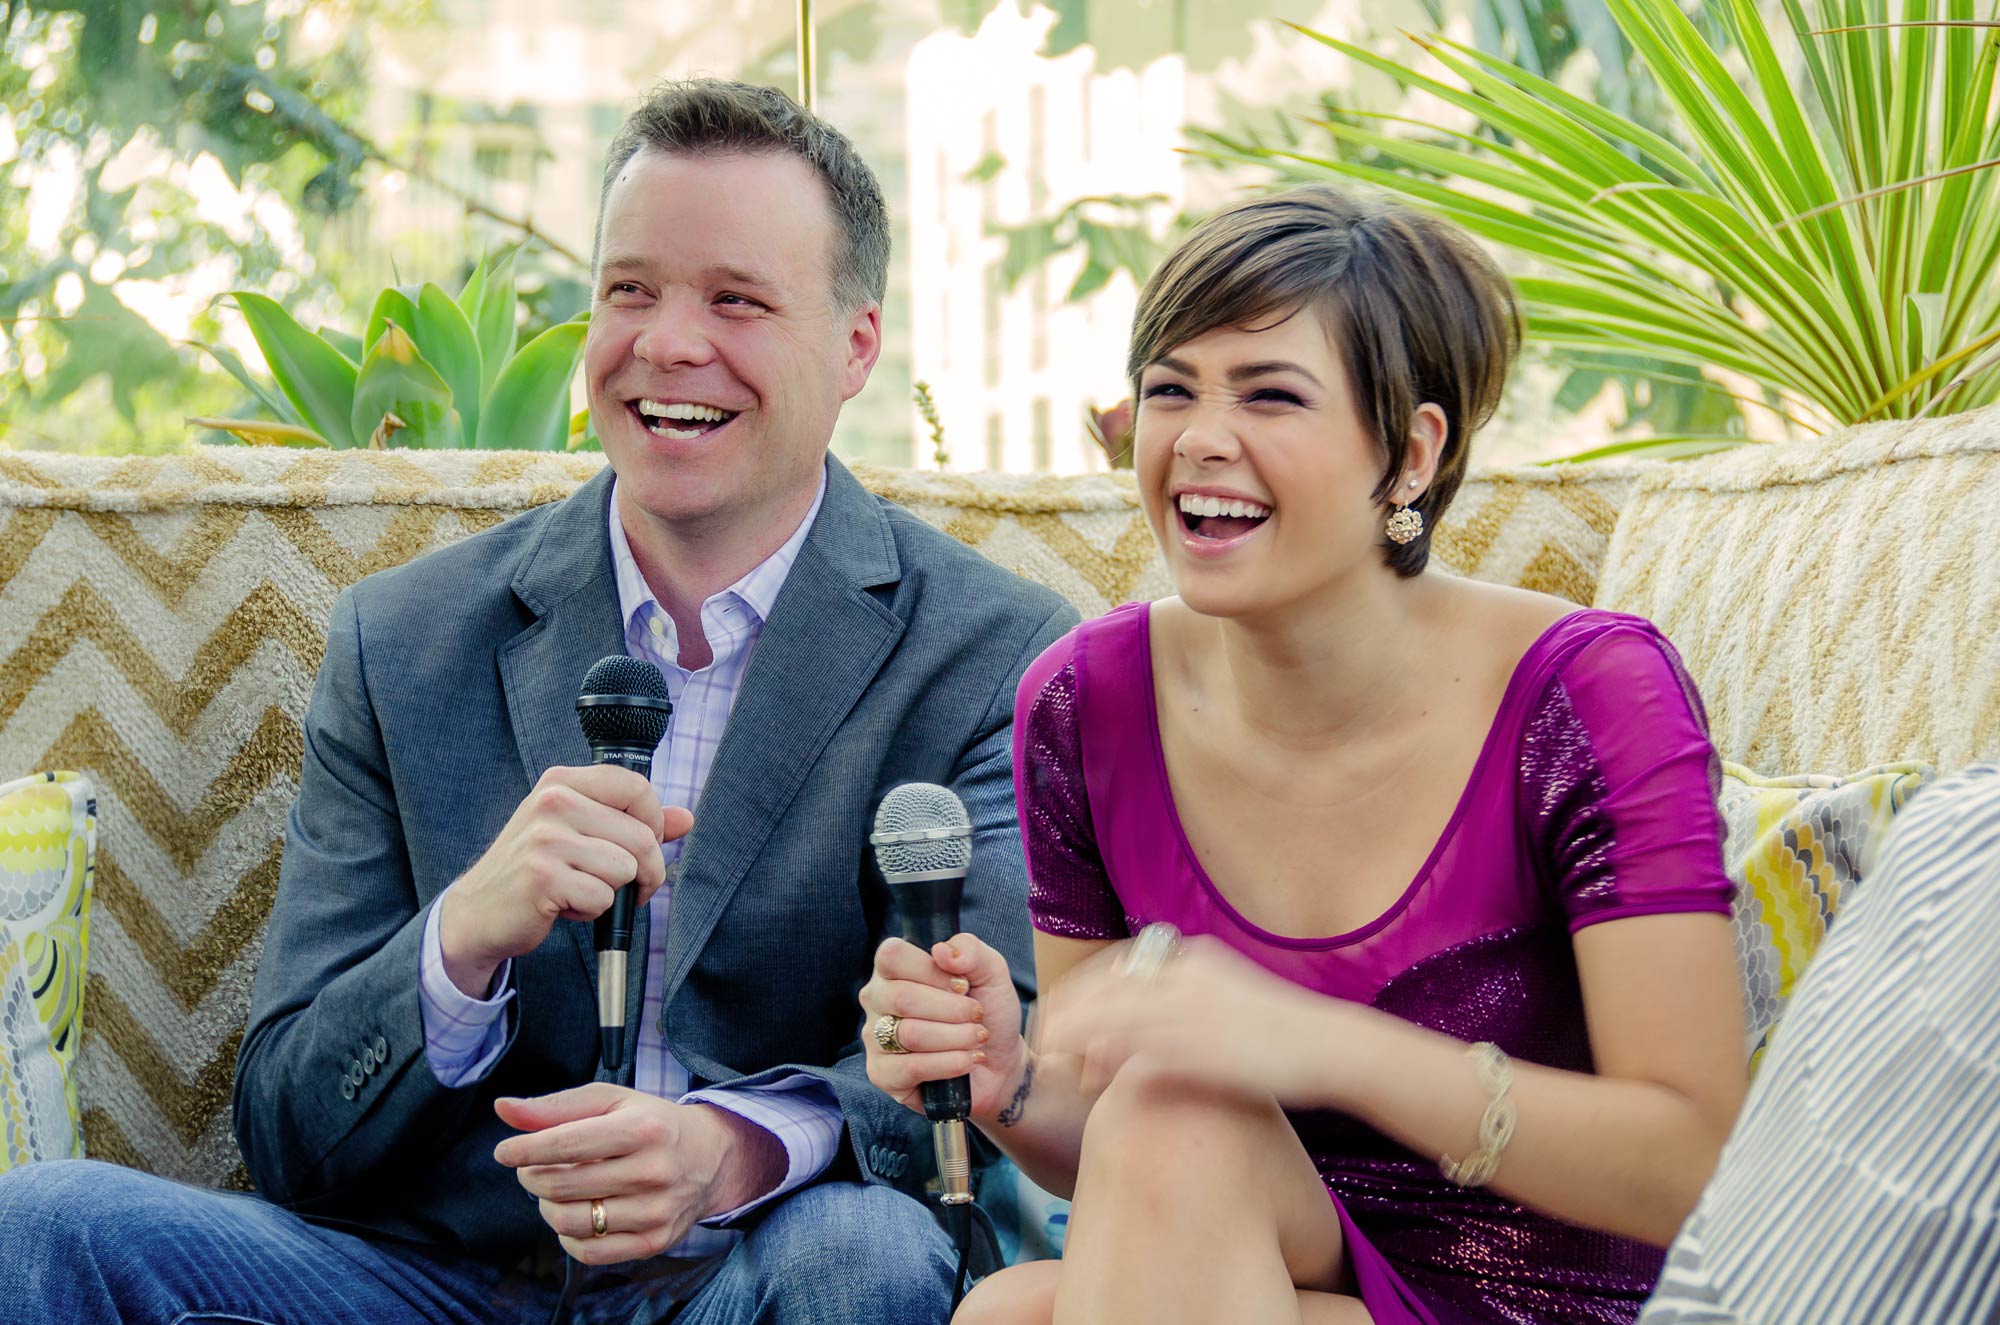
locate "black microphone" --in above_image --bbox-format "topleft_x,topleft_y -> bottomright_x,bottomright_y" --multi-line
870,783 -> 975,1208
576,656 -> 673,1072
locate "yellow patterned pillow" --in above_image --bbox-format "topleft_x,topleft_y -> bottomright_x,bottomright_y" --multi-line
1721,761 -> 1931,1069
0,771 -> 97,1170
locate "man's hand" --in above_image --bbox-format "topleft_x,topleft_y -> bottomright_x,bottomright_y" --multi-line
438,766 -> 694,996
494,1084 -> 789,1265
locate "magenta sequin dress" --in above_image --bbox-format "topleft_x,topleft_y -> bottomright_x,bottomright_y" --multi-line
1012,604 -> 1733,1325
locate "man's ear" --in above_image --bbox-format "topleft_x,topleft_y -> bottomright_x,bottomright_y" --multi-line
840,303 -> 883,402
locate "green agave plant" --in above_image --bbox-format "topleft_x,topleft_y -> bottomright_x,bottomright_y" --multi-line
1199,0 -> 2000,457
193,248 -> 589,450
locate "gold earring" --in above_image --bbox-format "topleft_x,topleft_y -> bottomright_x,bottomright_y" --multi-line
1385,503 -> 1424,545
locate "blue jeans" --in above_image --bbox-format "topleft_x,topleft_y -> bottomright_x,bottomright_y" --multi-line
0,1160 -> 956,1324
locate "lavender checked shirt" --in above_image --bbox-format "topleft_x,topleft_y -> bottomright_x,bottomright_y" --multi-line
415,471 -> 841,1252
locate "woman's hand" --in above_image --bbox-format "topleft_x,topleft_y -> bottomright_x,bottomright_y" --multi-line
860,933 -> 1028,1125
1038,934 -> 1346,1104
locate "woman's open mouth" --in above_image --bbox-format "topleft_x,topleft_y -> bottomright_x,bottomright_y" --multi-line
631,398 -> 739,441
1176,493 -> 1272,547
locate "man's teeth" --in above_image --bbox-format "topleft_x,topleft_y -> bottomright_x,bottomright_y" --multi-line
637,400 -> 732,423
1176,494 -> 1272,520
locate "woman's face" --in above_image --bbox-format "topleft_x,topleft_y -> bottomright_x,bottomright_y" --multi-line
1133,306 -> 1394,620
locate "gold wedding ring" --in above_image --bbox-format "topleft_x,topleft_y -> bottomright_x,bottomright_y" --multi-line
1118,922 -> 1183,983
873,1012 -> 910,1054
590,1198 -> 608,1238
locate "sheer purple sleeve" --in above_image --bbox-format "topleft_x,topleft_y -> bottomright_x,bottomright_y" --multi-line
1012,635 -> 1129,940
1521,623 -> 1734,932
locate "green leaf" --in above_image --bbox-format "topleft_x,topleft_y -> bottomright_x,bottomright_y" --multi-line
191,340 -> 301,427
457,251 -> 491,322
473,247 -> 521,404
321,328 -> 364,363
350,323 -> 462,450
232,292 -> 360,448
1539,436 -> 1753,463
475,317 -> 586,449
1555,369 -> 1610,414
38,284 -> 184,426
413,283 -> 484,445
363,287 -> 421,355
186,417 -> 333,447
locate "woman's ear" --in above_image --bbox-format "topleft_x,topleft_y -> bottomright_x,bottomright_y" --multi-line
1401,403 -> 1450,497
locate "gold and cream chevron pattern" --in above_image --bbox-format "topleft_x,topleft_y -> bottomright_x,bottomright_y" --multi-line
0,438 -> 1803,1188
1594,407 -> 2000,776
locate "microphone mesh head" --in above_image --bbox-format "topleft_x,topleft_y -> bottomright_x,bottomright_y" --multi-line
577,655 -> 672,747
872,783 -> 972,875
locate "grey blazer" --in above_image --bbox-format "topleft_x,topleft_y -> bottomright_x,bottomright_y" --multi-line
231,456 -> 1078,1264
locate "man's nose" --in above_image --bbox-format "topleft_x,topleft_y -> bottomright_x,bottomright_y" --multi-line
632,296 -> 716,369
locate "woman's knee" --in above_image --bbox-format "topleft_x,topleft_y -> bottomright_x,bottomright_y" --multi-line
1079,1059 -> 1284,1187
953,1261 -> 1060,1325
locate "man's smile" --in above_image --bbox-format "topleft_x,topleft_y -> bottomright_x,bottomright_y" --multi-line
631,397 -> 741,441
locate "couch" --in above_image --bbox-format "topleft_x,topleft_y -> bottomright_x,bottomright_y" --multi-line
0,403 -> 1994,1194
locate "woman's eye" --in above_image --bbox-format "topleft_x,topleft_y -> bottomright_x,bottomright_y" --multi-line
1249,388 -> 1303,405
1141,383 -> 1190,400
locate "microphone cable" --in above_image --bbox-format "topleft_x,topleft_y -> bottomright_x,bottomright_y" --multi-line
949,1198 -> 974,1307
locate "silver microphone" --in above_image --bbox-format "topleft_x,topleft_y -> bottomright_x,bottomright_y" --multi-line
870,783 -> 975,1206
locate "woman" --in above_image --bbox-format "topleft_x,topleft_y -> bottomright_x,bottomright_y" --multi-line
861,186 -> 1746,1325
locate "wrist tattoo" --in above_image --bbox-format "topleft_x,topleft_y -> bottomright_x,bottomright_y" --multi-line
995,1056 -> 1036,1128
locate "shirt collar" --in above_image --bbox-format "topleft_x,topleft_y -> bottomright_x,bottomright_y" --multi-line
607,466 -> 828,642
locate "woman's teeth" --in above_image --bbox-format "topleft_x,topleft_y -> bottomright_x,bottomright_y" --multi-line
1177,494 -> 1271,520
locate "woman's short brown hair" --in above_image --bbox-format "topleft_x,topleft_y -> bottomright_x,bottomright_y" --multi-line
1128,185 -> 1521,576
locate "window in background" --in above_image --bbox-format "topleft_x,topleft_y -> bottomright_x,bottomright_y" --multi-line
3,0 -> 1660,467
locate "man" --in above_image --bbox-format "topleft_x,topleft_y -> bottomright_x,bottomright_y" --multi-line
0,80 -> 1075,1324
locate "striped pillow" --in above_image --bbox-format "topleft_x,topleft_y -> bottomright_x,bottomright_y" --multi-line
1643,763 -> 2000,1321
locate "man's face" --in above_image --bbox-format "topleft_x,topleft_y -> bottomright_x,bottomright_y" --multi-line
586,148 -> 881,539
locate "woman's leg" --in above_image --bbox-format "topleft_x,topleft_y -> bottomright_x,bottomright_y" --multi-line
961,1263 -> 1371,1325
1049,1060 -> 1371,1325
954,1261 -> 1063,1324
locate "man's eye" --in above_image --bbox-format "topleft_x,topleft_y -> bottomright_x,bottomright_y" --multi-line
716,293 -> 759,308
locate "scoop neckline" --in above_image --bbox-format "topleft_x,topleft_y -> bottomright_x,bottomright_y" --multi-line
1136,600 -> 1587,949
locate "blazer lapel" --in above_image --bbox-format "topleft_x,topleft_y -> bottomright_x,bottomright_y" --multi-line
496,465 -> 626,1000
656,457 -> 905,1009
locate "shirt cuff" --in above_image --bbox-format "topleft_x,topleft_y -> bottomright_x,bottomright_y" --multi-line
417,896 -> 515,1087
682,1075 -> 843,1225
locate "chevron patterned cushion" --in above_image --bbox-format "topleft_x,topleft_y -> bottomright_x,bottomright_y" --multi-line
0,770 -> 97,1170
0,425 -> 1961,1190
1592,405 -> 2000,774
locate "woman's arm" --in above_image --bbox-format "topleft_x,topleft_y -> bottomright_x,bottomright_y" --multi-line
1035,911 -> 1745,1245
1331,911 -> 1746,1245
973,931 -> 1114,1198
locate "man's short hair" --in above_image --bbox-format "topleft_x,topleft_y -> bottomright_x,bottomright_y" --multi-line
596,79 -> 890,315
1127,185 -> 1521,577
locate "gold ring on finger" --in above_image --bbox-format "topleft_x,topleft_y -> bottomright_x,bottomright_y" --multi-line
590,1198 -> 609,1238
873,1012 -> 910,1054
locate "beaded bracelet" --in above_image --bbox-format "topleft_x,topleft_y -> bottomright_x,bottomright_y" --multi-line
1439,1041 -> 1516,1188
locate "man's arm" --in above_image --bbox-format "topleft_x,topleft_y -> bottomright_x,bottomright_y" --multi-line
232,587 -> 505,1205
